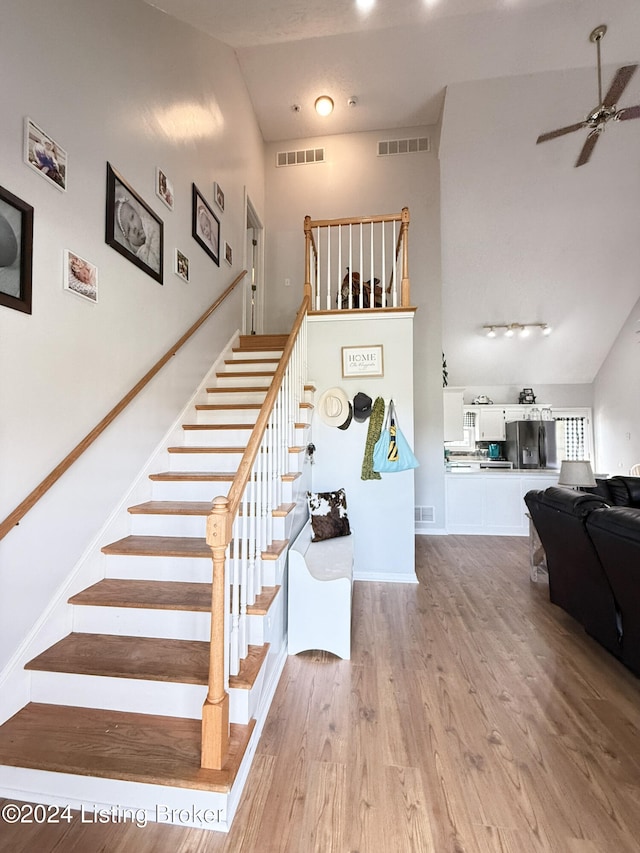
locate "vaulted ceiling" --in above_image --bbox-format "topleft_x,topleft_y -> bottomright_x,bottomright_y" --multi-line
145,0 -> 640,388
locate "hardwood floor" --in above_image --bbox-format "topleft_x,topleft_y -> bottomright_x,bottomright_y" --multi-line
2,534 -> 640,852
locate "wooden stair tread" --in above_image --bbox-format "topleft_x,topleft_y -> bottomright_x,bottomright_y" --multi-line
195,403 -> 262,411
0,702 -> 253,792
102,534 -> 210,558
68,578 -> 279,616
128,500 -> 295,518
149,471 -> 235,482
238,334 -> 288,348
215,371 -> 275,378
205,386 -> 268,393
224,358 -> 280,365
69,579 -> 212,611
182,423 -> 254,431
25,633 -> 269,690
167,446 -> 247,454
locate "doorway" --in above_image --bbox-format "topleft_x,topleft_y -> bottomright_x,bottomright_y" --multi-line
244,191 -> 264,335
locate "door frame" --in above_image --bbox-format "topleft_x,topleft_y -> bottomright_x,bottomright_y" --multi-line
243,189 -> 264,335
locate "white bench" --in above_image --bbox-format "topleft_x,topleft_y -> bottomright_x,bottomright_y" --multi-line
287,520 -> 353,660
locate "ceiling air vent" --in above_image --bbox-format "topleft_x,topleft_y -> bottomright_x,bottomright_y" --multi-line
276,147 -> 325,167
378,137 -> 430,156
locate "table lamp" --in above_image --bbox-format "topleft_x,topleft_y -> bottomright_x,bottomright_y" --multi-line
558,460 -> 596,490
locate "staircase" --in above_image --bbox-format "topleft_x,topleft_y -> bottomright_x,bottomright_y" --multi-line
0,333 -> 312,831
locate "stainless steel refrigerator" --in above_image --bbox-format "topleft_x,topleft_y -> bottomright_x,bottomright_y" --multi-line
504,420 -> 558,470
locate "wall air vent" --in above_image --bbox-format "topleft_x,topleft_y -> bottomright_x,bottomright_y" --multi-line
414,506 -> 435,525
378,137 -> 430,156
276,147 -> 325,167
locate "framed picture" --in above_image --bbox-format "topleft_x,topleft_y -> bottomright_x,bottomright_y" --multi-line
156,167 -> 174,210
224,241 -> 232,266
24,118 -> 67,192
174,248 -> 189,282
0,184 -> 33,315
214,182 -> 225,212
342,344 -> 384,378
192,184 -> 220,266
64,249 -> 98,303
106,163 -> 163,284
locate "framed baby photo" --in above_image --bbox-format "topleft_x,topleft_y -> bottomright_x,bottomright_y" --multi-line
0,184 -> 33,315
224,241 -> 232,266
106,163 -> 163,284
192,184 -> 219,266
155,167 -> 174,211
214,181 -> 225,212
174,248 -> 189,282
24,118 -> 67,192
64,249 -> 98,303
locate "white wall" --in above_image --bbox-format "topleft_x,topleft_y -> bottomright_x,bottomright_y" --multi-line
307,314 -> 416,581
0,0 -> 265,668
593,295 -> 640,476
264,127 -> 445,531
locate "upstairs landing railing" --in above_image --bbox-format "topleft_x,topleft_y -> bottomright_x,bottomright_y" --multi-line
304,208 -> 410,311
202,295 -> 309,769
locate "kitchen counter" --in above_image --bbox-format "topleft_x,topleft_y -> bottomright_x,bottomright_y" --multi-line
446,466 -> 558,474
445,469 -> 559,535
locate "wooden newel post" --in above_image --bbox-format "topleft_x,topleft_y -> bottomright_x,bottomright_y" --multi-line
201,495 -> 231,769
303,215 -> 312,302
400,207 -> 410,307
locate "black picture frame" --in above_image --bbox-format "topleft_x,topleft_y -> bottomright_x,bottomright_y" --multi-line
192,184 -> 220,266
105,163 -> 163,284
0,185 -> 33,315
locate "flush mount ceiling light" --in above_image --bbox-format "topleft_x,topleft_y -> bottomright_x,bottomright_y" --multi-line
315,96 -> 334,117
483,323 -> 552,338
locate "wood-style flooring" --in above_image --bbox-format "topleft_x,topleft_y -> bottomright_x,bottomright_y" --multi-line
2,534 -> 640,852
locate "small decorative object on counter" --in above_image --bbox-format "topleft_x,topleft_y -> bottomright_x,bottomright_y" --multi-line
472,395 -> 493,405
519,388 -> 536,404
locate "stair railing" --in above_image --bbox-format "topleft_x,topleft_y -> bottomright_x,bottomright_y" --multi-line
202,295 -> 309,770
303,208 -> 411,311
0,271 -> 248,542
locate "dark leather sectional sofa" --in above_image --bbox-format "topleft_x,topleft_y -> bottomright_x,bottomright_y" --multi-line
524,476 -> 640,677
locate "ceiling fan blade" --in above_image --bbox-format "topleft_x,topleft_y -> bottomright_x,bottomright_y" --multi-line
617,103 -> 640,121
536,122 -> 585,144
575,130 -> 600,167
603,64 -> 638,107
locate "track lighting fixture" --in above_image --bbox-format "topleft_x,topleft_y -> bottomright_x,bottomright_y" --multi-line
483,323 -> 552,338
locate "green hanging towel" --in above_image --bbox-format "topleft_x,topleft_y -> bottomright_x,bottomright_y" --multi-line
361,396 -> 386,480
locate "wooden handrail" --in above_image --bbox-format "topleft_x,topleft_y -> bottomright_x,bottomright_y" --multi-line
0,271 -> 248,542
306,211 -> 407,228
202,293 -> 309,769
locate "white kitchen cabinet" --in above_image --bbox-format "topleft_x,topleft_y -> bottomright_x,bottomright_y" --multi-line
443,387 -> 465,441
445,471 -> 559,535
503,405 -> 552,422
476,406 -> 505,440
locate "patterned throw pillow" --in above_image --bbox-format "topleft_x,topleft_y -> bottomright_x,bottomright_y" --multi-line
307,488 -> 351,541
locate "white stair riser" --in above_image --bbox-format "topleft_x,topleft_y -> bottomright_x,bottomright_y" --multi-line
29,671 -> 258,727
182,428 -> 251,448
105,554 -> 213,583
72,604 -> 211,641
205,390 -> 266,404
130,511 -> 285,539
0,768 -> 232,831
223,363 -> 277,374
168,451 -> 244,472
104,554 -> 278,586
151,479 -> 234,501
71,605 -> 266,645
232,349 -> 282,360
215,374 -> 272,388
196,409 -> 259,425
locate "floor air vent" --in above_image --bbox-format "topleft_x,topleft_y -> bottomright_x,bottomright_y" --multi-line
276,148 -> 325,167
378,137 -> 430,156
415,506 -> 435,524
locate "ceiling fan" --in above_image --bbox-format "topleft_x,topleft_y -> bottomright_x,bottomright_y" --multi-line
536,24 -> 640,167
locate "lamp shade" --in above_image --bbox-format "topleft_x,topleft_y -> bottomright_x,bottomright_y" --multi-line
558,460 -> 596,488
